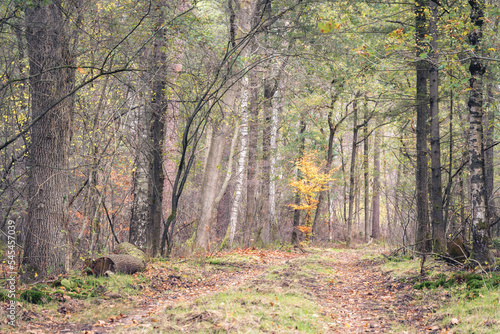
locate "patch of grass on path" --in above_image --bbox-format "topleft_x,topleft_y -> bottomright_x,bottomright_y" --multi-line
124,256 -> 334,333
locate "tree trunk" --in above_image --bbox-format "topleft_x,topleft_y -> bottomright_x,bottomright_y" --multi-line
467,0 -> 494,265
129,103 -> 151,250
291,120 -> 306,244
269,85 -> 281,242
22,0 -> 76,280
371,131 -> 380,239
363,112 -> 370,241
484,82 -> 496,232
149,2 -> 167,255
195,123 -> 226,250
415,0 -> 430,254
346,99 -> 359,247
227,76 -> 250,247
429,0 -> 445,253
245,73 -> 260,245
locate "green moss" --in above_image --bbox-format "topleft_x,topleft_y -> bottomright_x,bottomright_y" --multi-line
20,289 -> 51,304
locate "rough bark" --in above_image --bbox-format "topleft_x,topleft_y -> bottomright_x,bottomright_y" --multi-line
22,0 -> 76,280
346,99 -> 359,247
467,0 -> 495,265
429,0 -> 445,253
415,0 -> 430,254
91,254 -> 145,276
371,131 -> 380,239
260,80 -> 273,245
149,1 -> 168,256
363,112 -> 370,241
291,120 -> 306,244
484,82 -> 496,231
129,103 -> 151,250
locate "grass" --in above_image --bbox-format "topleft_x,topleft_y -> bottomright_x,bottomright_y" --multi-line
381,253 -> 500,333
132,259 -> 332,333
0,270 -> 147,331
149,288 -> 327,333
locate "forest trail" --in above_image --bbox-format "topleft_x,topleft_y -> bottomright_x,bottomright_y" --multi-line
13,248 -> 439,333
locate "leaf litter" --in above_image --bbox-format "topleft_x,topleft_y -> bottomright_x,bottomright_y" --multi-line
3,247 -> 444,333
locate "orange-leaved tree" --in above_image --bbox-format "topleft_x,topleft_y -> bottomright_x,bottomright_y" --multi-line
289,152 -> 335,241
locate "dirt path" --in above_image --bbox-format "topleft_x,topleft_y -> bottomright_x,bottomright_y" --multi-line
100,249 -> 431,333
311,250 -> 431,333
11,248 -> 436,333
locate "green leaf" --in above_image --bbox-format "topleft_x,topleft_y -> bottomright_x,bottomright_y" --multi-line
419,52 -> 428,59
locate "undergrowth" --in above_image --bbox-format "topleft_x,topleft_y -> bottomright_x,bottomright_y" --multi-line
382,252 -> 500,333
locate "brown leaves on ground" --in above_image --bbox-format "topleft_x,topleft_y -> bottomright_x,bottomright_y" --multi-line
2,248 -> 441,333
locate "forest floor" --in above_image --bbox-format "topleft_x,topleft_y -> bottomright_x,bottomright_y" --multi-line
2,245 -> 499,333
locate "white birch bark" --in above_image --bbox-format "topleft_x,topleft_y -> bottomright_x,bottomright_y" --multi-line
268,88 -> 279,237
227,75 -> 250,247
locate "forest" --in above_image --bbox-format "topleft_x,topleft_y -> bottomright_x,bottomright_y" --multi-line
1,0 -> 500,332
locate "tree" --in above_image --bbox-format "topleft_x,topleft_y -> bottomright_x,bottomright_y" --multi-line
429,0 -> 445,253
467,0 -> 495,266
289,151 -> 333,242
22,0 -> 77,280
414,0 -> 430,255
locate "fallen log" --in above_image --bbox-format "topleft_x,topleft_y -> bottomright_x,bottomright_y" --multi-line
83,243 -> 146,276
92,254 -> 145,276
114,242 -> 146,263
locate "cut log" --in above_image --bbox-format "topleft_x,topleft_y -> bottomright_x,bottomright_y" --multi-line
93,254 -> 145,276
114,242 -> 146,263
83,243 -> 147,276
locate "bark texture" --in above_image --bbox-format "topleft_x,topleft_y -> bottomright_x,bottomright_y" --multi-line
23,0 -> 76,280
415,0 -> 430,254
346,99 -> 359,247
467,0 -> 495,265
129,104 -> 151,250
371,131 -> 380,239
429,0 -> 445,253
149,1 -> 167,256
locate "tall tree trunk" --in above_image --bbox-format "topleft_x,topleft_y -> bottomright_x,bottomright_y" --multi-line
363,112 -> 370,241
245,73 -> 260,245
129,103 -> 151,250
371,131 -> 381,239
484,82 -> 496,232
444,91 -> 454,235
23,0 -> 76,280
291,120 -> 306,244
149,2 -> 167,255
227,76 -> 250,247
429,0 -> 445,253
346,99 -> 359,247
260,80 -> 273,245
467,0 -> 494,265
415,0 -> 430,254
195,123 -> 227,250
269,85 -> 281,242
